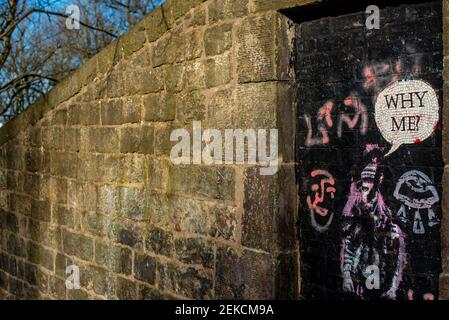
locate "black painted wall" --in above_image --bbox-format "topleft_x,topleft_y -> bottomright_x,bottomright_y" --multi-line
296,1 -> 443,300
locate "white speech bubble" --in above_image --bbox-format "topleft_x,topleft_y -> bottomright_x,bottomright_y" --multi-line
374,79 -> 439,157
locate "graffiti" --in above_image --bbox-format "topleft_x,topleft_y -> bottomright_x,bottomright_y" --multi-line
341,145 -> 406,300
363,62 -> 401,94
305,101 -> 334,146
338,93 -> 368,138
407,290 -> 435,301
298,3 -> 442,300
394,170 -> 440,235
306,170 -> 336,232
363,54 -> 423,95
375,80 -> 439,156
304,97 -> 368,147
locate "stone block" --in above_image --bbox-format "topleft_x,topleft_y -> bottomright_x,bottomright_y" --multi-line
204,23 -> 233,56
215,246 -> 275,299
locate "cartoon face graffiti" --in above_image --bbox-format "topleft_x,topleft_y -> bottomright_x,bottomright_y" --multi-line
394,170 -> 439,209
357,161 -> 379,205
306,170 -> 336,232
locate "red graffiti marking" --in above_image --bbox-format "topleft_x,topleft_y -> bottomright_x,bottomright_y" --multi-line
305,96 -> 369,147
363,63 -> 393,92
306,170 -> 336,217
338,93 -> 369,137
363,54 -> 423,96
407,290 -> 435,300
305,101 -> 335,146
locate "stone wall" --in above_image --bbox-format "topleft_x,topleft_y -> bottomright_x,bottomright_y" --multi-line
0,0 -> 448,300
0,0 -> 300,300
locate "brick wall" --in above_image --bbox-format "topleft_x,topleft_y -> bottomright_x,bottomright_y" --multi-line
297,1 -> 444,300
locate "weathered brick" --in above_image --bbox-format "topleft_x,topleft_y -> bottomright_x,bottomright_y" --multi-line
42,127 -> 64,150
77,154 -> 101,182
126,68 -> 164,94
121,20 -> 146,58
138,284 -> 165,300
164,64 -> 185,93
143,92 -> 176,122
158,261 -> 213,299
177,29 -> 203,62
120,187 -> 145,221
82,212 -> 109,237
134,253 -> 156,284
95,241 -> 132,275
64,128 -> 81,152
97,185 -> 120,215
152,32 -> 177,67
147,158 -> 170,192
50,152 -> 78,179
121,154 -> 145,184
170,165 -> 235,201
176,91 -> 206,124
175,237 -> 214,268
120,126 -> 142,154
109,220 -> 143,249
28,220 -> 62,250
101,99 -> 124,125
188,5 -> 206,27
185,61 -> 206,91
24,262 -> 48,292
252,0 -> 315,12
440,273 -> 449,300
55,252 -> 73,278
144,7 -> 169,43
50,177 -> 68,205
237,13 -> 288,83
87,128 -> 120,153
154,123 -> 173,156
31,199 -> 51,223
128,45 -> 152,68
215,246 -> 275,299
141,125 -> 155,154
51,109 -> 67,126
6,234 -> 26,258
205,53 -> 232,87
145,226 -> 174,257
116,276 -> 138,300
48,277 -> 66,298
53,205 -> 75,228
210,204 -> 237,241
62,230 -> 94,261
23,173 -> 40,198
208,0 -> 248,23
27,242 -> 55,272
82,265 -> 116,298
100,154 -> 124,184
204,23 -> 233,56
25,148 -> 42,172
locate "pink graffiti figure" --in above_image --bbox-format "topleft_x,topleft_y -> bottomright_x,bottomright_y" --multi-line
305,101 -> 334,146
307,170 -> 336,232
